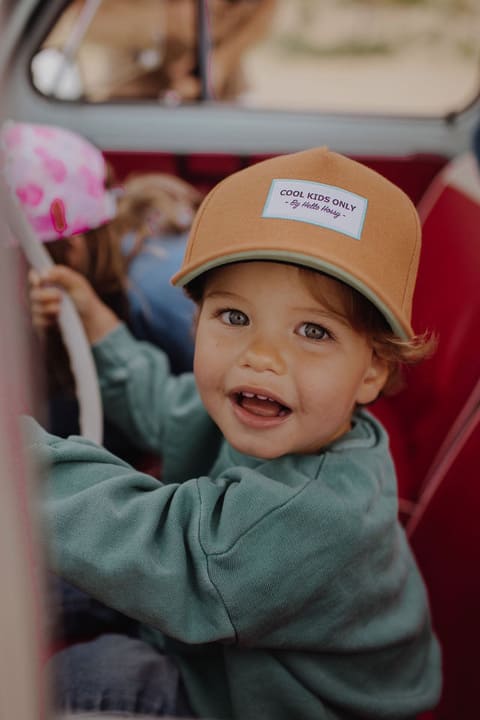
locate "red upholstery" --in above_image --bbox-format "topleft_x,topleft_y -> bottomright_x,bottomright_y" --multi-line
106,151 -> 446,204
106,150 -> 179,181
371,155 -> 480,504
371,155 -> 480,719
409,417 -> 480,720
105,151 -> 246,195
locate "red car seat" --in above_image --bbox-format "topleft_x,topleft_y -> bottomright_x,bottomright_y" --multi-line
371,152 -> 480,720
371,152 -> 480,511
408,414 -> 480,720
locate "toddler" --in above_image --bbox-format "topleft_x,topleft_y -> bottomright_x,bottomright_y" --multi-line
27,147 -> 441,719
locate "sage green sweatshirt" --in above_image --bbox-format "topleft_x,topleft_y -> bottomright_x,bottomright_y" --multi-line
27,325 -> 441,719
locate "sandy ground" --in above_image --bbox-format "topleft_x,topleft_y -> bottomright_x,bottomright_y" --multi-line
242,0 -> 480,116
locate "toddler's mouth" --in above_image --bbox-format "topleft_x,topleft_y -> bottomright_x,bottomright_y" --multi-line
233,391 -> 291,418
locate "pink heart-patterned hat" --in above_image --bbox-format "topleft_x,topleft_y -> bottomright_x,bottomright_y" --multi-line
0,120 -> 117,242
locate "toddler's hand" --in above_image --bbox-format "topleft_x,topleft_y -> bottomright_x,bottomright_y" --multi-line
29,268 -> 62,330
29,265 -> 98,327
29,266 -> 120,343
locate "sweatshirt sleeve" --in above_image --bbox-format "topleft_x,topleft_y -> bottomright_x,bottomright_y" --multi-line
26,416 -> 236,644
91,325 -> 220,476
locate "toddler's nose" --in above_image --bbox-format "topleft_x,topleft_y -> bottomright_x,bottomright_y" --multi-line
240,336 -> 286,375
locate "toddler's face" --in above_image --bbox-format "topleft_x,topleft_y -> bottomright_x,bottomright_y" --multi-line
193,261 -> 388,459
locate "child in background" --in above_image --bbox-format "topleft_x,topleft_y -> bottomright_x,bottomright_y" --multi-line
1,121 -> 198,455
27,148 -> 441,719
117,171 -> 202,374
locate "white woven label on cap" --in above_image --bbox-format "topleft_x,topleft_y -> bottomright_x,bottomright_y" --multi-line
262,179 -> 367,239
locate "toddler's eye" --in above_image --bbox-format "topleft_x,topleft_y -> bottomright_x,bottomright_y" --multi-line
220,309 -> 249,326
298,322 -> 329,341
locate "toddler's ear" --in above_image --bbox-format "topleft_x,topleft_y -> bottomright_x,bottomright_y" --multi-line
356,354 -> 390,405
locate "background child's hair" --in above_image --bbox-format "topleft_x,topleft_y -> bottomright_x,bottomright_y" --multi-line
45,224 -> 127,299
114,173 -> 203,262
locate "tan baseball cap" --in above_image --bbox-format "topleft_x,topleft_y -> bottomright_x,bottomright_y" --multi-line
171,147 -> 422,338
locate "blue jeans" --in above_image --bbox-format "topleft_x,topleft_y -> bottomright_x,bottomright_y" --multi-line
47,578 -> 195,717
49,633 -> 194,717
124,232 -> 195,375
48,576 -> 139,644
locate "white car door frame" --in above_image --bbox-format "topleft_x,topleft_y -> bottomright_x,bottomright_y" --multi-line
1,0 -> 479,159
